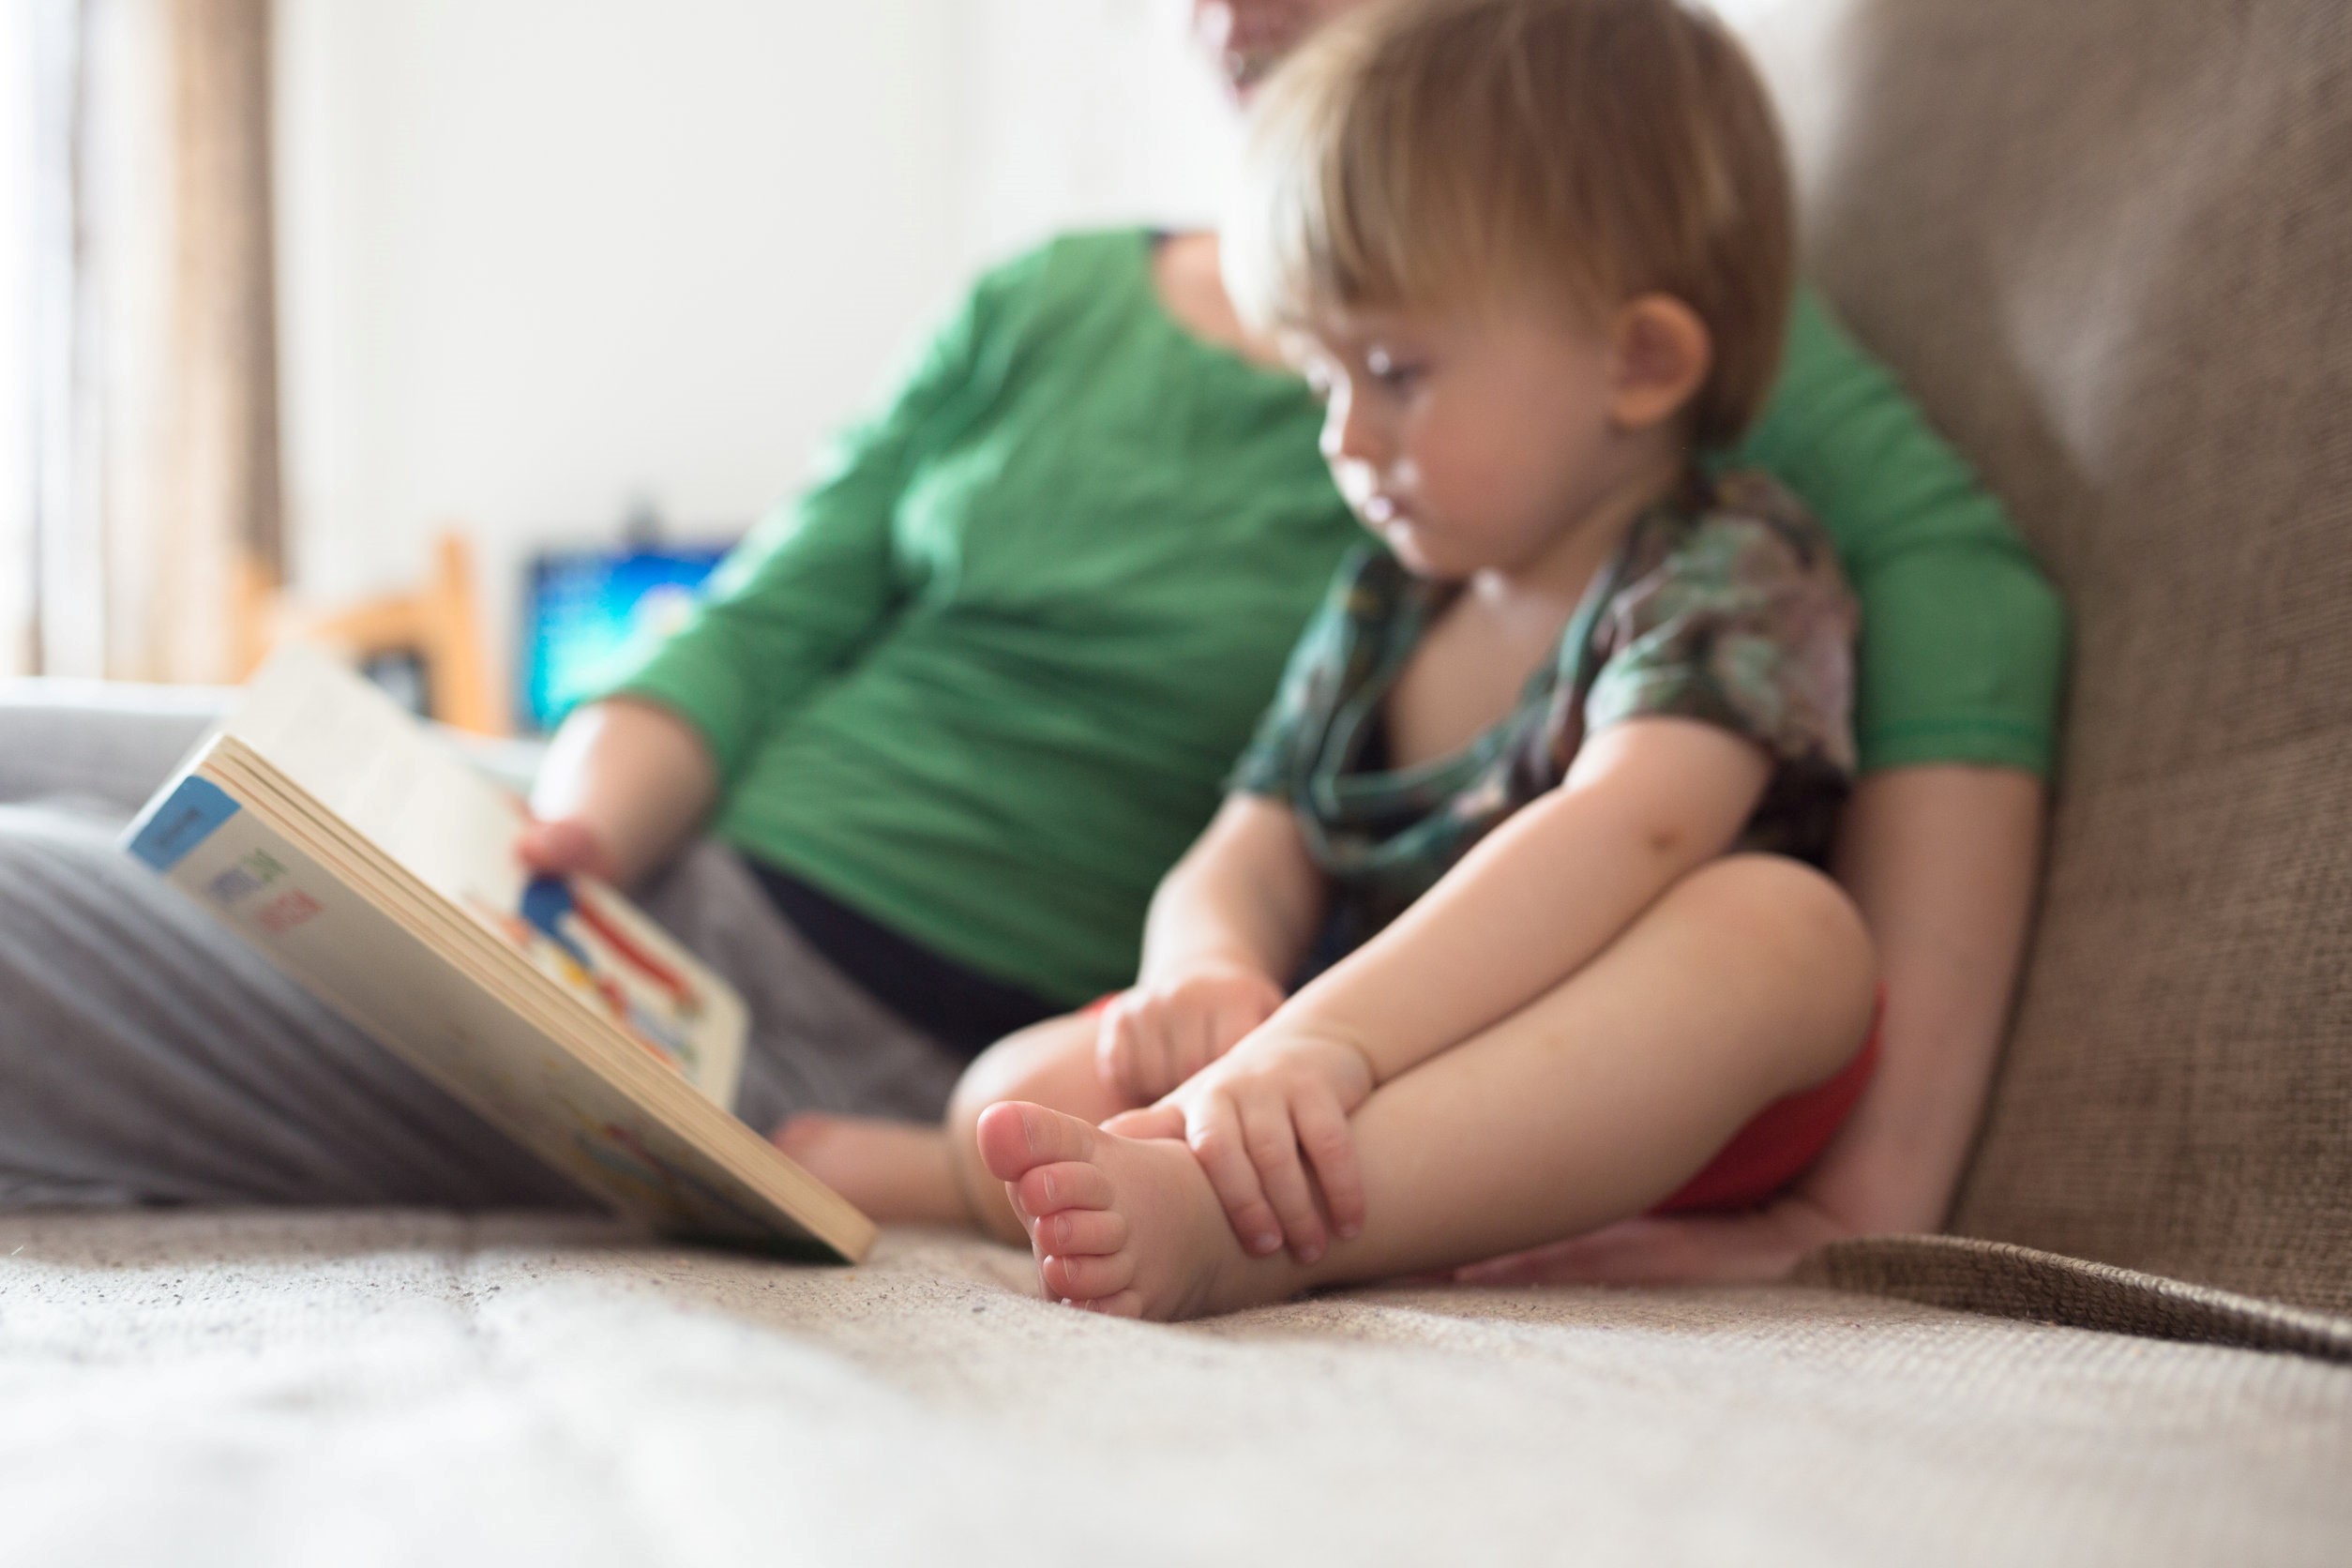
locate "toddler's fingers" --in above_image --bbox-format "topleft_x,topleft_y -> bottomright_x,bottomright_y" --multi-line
1101,1104 -> 1184,1140
1292,1091 -> 1364,1242
1150,1017 -> 1195,1098
1096,1005 -> 1149,1099
1092,1008 -> 1121,1083
1204,999 -> 1255,1065
1239,1096 -> 1326,1261
1187,1096 -> 1285,1259
1175,1008 -> 1221,1084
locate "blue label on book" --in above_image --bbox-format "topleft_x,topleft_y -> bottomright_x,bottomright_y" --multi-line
127,776 -> 241,871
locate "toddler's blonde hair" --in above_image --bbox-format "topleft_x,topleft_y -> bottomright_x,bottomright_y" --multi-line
1225,0 -> 1796,448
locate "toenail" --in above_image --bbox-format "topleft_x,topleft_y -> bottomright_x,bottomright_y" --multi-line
1253,1232 -> 1280,1255
1340,1223 -> 1362,1241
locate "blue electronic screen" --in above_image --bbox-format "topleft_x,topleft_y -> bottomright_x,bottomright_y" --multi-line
520,545 -> 732,733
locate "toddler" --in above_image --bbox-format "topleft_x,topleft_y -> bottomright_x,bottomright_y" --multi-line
812,0 -> 1879,1319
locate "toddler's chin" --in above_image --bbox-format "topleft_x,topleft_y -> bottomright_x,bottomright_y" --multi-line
1378,520 -> 1465,581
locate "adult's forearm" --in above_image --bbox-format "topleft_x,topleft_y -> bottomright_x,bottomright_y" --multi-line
527,698 -> 719,889
1810,764 -> 2045,1234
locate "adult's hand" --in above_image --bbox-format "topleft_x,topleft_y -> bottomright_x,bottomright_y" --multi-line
1454,1192 -> 1850,1287
514,815 -> 621,883
523,698 -> 718,891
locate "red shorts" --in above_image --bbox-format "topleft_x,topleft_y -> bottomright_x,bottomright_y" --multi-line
1649,1003 -> 1880,1214
1083,992 -> 1881,1215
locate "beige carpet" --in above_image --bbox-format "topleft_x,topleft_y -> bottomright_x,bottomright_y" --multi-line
3,1210 -> 2345,1566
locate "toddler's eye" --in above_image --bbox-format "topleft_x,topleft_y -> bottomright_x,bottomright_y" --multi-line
1364,349 -> 1426,393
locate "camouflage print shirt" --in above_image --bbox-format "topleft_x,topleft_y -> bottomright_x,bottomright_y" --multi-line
1229,471 -> 1860,958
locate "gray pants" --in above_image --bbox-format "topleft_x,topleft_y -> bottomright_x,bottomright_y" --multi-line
0,693 -> 969,1211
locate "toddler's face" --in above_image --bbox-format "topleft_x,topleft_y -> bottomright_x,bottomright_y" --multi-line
1287,301 -> 1652,581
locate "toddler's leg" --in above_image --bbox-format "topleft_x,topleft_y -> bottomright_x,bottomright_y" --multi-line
942,1013 -> 1135,1243
779,1009 -> 1135,1241
981,856 -> 1877,1319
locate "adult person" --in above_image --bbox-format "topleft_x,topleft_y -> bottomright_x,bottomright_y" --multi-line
0,0 -> 2059,1287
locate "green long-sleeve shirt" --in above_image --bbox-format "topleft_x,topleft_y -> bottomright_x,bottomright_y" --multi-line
605,229 -> 2065,1005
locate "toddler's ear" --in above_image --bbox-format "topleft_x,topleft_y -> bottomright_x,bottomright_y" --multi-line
1606,294 -> 1712,432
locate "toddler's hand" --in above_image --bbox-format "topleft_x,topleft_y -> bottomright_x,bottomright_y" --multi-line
1105,1023 -> 1374,1264
513,815 -> 618,883
1094,964 -> 1286,1103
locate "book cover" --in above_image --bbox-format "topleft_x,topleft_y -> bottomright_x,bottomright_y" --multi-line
121,647 -> 873,1260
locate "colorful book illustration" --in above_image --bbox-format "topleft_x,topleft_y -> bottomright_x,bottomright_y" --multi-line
121,645 -> 874,1262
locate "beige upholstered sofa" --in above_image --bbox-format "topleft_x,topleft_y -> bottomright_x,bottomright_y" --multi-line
2,3 -> 2345,1561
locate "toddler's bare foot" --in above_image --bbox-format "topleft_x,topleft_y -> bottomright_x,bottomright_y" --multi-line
975,1101 -> 1293,1320
771,1112 -> 969,1226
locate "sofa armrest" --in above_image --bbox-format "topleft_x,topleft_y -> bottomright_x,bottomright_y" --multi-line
0,681 -> 234,814
0,678 -> 547,811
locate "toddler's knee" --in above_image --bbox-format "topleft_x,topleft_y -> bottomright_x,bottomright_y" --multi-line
946,1050 -> 1037,1139
944,1060 -> 1063,1179
942,1074 -> 992,1159
942,1053 -> 1035,1243
946,1015 -> 1096,1122
942,1015 -> 1099,1245
1683,854 -> 1876,989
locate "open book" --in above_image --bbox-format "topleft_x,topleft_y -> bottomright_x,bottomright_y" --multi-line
121,646 -> 875,1262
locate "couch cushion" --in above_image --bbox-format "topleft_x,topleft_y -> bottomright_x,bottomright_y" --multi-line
2,1212 -> 2346,1566
1797,1234 -> 2352,1361
1744,0 -> 2352,1314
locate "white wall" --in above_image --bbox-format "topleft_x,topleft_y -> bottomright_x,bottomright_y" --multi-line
271,0 -> 1256,708
37,0 -> 1797,691
959,0 -> 1238,261
277,1 -> 1785,712
274,0 -> 974,694
0,0 -> 32,675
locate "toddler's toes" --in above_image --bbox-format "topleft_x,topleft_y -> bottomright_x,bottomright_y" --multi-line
1010,1160 -> 1113,1224
976,1100 -> 1096,1184
1036,1206 -> 1128,1257
1044,1248 -> 1138,1302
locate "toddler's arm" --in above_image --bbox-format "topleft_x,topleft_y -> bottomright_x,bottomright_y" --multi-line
519,698 -> 717,890
1284,715 -> 1772,1085
1095,796 -> 1326,1102
1117,716 -> 1778,1259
